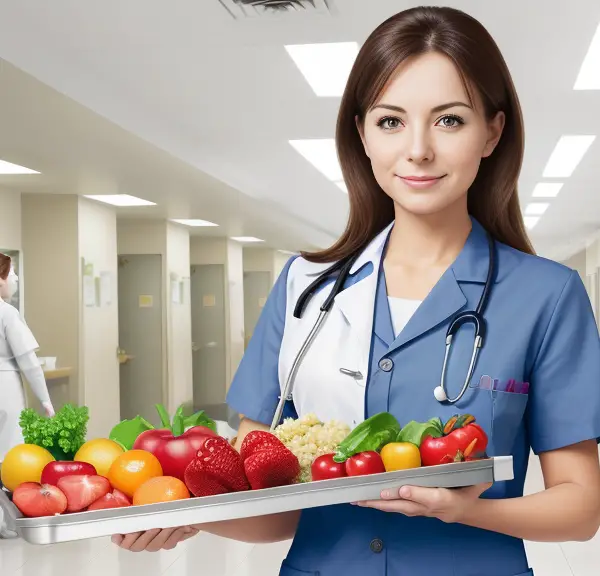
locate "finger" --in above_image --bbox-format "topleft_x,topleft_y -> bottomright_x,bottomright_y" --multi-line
162,527 -> 192,550
111,534 -> 124,546
128,529 -> 163,553
115,532 -> 146,550
387,485 -> 446,507
357,499 -> 429,516
141,528 -> 179,553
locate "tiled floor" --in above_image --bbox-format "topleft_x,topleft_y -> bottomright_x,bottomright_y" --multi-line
1,452 -> 598,576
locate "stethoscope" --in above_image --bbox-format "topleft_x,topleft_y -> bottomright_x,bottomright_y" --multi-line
270,232 -> 496,431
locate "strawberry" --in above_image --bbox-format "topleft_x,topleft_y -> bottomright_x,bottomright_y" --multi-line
184,436 -> 249,497
87,489 -> 131,511
240,430 -> 286,461
241,431 -> 300,490
57,475 -> 111,513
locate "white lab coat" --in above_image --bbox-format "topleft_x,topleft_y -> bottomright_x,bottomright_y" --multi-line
0,300 -> 40,461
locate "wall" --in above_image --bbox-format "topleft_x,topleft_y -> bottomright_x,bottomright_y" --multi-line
166,223 -> 193,413
78,198 -> 119,438
0,187 -> 22,250
21,194 -> 80,414
562,248 -> 587,282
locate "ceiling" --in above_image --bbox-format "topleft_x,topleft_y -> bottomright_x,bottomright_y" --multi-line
0,0 -> 599,260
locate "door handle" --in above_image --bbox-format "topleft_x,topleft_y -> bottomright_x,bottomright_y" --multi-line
117,347 -> 134,365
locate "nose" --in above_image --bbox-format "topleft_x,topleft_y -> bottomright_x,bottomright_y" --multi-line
406,125 -> 434,164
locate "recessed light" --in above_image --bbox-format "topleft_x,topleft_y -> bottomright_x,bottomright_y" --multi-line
285,42 -> 359,97
289,139 -> 342,182
231,236 -> 264,243
171,219 -> 218,227
525,202 -> 550,216
84,194 -> 156,207
574,21 -> 600,90
542,135 -> 596,178
335,181 -> 348,193
0,160 -> 40,175
532,182 -> 564,198
524,216 -> 540,230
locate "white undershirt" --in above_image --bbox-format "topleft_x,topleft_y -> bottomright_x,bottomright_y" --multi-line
387,297 -> 422,337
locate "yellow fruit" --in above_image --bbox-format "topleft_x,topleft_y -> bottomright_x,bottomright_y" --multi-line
74,438 -> 125,478
0,444 -> 55,492
380,442 -> 421,472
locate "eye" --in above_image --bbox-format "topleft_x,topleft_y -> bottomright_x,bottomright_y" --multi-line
436,114 -> 464,128
376,116 -> 403,131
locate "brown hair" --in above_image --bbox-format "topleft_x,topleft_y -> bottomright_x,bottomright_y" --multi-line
0,253 -> 11,281
304,6 -> 534,263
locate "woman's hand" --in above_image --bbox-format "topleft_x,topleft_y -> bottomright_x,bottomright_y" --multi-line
355,482 -> 491,524
42,401 -> 55,418
111,526 -> 200,552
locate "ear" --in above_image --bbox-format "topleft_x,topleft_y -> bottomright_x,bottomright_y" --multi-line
355,115 -> 370,159
482,111 -> 505,158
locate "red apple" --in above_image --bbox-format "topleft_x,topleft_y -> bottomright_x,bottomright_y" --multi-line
12,482 -> 68,518
41,461 -> 97,486
132,425 -> 217,481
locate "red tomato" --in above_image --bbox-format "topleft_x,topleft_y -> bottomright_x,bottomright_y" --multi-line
311,454 -> 347,481
132,426 -> 217,481
12,482 -> 68,518
87,489 -> 131,511
57,475 -> 111,513
345,451 -> 386,477
41,461 -> 97,486
421,421 -> 488,466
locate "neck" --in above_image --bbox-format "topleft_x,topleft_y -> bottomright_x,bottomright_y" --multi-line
385,201 -> 472,269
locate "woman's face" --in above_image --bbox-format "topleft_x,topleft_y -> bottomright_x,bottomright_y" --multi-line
0,268 -> 18,299
359,51 -> 504,217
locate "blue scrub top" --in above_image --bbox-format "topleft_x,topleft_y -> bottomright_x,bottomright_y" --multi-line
227,219 -> 600,576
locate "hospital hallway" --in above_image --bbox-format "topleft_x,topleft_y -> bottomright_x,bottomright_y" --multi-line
1,451 -> 599,576
2,1 -> 600,575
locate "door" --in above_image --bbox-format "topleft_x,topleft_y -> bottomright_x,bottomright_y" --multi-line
118,254 -> 163,427
243,270 -> 271,349
191,264 -> 226,407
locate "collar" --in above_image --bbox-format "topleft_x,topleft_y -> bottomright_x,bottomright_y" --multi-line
348,216 -> 498,284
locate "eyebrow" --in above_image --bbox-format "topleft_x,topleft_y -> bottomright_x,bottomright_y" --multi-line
370,101 -> 473,114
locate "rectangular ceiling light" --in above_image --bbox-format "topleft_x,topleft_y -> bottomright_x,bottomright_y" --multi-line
525,202 -> 550,216
532,182 -> 564,198
84,194 -> 156,207
0,159 -> 40,174
574,21 -> 600,89
289,138 -> 343,182
524,216 -> 540,230
231,236 -> 264,243
171,219 -> 218,227
542,135 -> 596,178
285,42 -> 359,97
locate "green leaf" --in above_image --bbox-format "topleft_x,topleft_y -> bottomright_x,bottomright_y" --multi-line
397,418 -> 443,447
109,416 -> 154,450
333,412 -> 401,463
172,406 -> 185,437
155,404 -> 172,430
183,410 -> 217,432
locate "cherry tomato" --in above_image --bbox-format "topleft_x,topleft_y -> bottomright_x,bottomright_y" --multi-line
311,454 -> 347,481
345,451 -> 386,477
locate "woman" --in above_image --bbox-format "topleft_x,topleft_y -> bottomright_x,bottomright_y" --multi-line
114,7 -> 600,575
0,252 -> 54,463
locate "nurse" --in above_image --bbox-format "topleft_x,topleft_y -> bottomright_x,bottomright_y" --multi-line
0,252 -> 55,463
114,6 -> 600,575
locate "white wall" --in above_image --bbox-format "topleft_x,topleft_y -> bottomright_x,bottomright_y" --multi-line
78,198 -> 119,438
0,187 -> 22,250
166,223 -> 193,413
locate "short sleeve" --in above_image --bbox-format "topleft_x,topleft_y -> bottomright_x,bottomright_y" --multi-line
226,257 -> 297,426
528,270 -> 600,454
3,306 -> 39,358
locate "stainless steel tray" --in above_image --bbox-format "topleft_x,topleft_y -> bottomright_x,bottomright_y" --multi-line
1,456 -> 512,545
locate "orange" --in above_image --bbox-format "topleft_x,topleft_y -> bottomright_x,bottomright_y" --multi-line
0,444 -> 55,492
133,476 -> 190,506
107,450 -> 163,498
74,439 -> 125,478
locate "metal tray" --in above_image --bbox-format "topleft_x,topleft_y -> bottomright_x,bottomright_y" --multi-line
1,456 -> 512,545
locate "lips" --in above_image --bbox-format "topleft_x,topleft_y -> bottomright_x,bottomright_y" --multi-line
400,175 -> 445,181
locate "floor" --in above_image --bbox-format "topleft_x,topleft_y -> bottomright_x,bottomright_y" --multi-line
1,453 -> 598,575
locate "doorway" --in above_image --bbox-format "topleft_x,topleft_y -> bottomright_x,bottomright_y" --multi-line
190,264 -> 227,407
117,254 -> 164,426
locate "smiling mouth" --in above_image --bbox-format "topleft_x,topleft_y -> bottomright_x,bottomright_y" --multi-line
399,175 -> 446,181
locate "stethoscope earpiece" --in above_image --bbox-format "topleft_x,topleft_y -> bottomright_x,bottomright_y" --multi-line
433,386 -> 448,402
